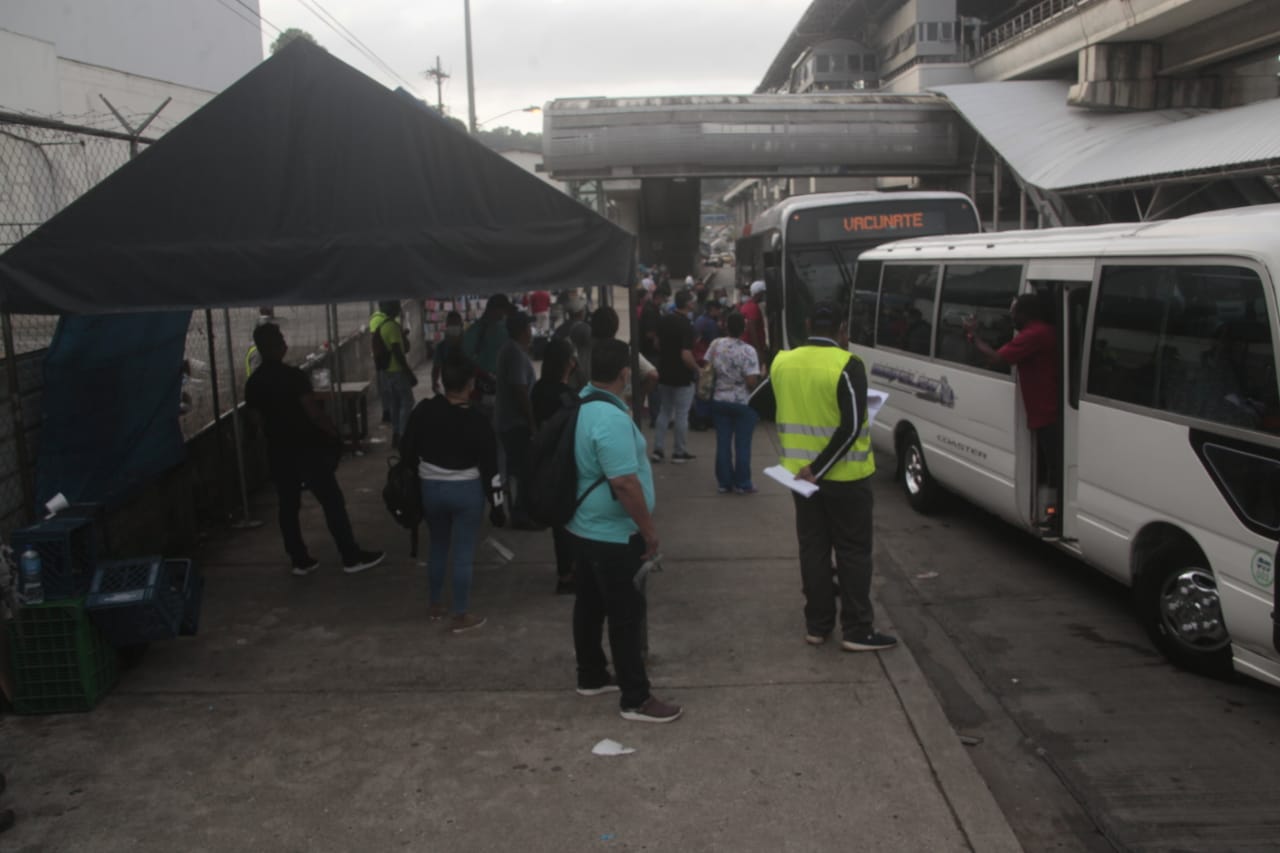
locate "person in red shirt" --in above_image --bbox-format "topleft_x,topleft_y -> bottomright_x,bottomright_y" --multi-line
741,280 -> 767,362
529,290 -> 552,335
965,294 -> 1060,529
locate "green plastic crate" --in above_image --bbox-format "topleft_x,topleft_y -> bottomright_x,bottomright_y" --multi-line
9,598 -> 118,714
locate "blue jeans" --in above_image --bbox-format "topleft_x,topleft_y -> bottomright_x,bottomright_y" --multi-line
388,371 -> 416,439
712,400 -> 758,490
654,383 -> 694,456
421,478 -> 485,614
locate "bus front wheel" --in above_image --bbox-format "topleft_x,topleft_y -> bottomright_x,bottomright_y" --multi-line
1135,545 -> 1234,679
899,430 -> 942,514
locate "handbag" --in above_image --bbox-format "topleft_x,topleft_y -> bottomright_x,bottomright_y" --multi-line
696,340 -> 719,402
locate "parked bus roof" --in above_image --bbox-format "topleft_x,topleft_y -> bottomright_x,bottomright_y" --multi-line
747,190 -> 976,237
862,204 -> 1280,263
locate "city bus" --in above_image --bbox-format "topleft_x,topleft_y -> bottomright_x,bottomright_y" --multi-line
848,206 -> 1280,685
735,191 -> 981,356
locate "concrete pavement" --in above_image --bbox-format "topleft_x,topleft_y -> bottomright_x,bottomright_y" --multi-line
1,418 -> 1021,851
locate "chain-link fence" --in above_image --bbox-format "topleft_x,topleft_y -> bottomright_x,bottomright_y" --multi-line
0,114 -> 414,541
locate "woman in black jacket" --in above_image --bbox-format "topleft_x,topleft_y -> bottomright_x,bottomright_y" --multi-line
404,354 -> 505,633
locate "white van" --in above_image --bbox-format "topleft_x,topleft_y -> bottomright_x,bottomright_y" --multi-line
849,206 -> 1280,686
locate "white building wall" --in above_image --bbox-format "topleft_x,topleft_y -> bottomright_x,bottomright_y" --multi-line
0,29 -> 60,114
2,0 -> 261,94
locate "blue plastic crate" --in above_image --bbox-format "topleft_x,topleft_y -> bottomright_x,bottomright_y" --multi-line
11,516 -> 97,601
86,557 -> 185,645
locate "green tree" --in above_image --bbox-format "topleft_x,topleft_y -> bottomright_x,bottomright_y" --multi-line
270,27 -> 319,55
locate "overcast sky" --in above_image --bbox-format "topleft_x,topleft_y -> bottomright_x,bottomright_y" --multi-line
258,0 -> 808,133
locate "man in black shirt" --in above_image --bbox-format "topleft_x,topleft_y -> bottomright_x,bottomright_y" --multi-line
651,290 -> 699,464
244,324 -> 384,576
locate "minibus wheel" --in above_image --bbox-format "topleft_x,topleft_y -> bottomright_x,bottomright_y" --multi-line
1136,545 -> 1233,679
899,429 -> 942,514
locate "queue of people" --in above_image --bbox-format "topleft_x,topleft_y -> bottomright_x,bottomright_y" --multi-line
246,281 -> 909,726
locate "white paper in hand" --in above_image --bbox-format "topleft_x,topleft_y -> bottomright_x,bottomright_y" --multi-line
764,465 -> 819,498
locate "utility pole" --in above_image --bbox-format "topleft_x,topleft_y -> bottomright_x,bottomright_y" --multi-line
464,0 -> 477,133
423,55 -> 449,114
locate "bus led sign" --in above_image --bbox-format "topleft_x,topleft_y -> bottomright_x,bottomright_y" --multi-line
841,212 -> 925,232
811,209 -> 943,242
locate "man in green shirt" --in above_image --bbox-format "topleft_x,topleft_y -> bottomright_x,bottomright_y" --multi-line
376,301 -> 416,449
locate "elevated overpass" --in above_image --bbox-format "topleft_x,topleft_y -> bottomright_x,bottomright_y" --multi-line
541,93 -> 965,181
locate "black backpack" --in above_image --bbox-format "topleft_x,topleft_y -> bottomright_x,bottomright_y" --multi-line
525,391 -> 617,528
383,455 -> 422,529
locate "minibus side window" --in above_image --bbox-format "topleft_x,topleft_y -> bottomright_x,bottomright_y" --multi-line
934,264 -> 1020,375
1089,264 -> 1280,436
876,264 -> 939,355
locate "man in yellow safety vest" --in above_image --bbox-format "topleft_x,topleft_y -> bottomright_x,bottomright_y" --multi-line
767,302 -> 897,653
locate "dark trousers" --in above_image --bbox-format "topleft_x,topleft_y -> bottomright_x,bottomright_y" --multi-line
552,525 -> 576,580
271,447 -> 359,565
793,478 -> 875,640
572,533 -> 650,709
500,425 -> 531,515
1035,423 -> 1061,491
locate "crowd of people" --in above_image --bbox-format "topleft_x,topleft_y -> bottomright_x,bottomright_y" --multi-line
244,276 -> 902,725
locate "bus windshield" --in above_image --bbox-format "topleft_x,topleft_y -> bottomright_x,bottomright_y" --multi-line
777,195 -> 980,349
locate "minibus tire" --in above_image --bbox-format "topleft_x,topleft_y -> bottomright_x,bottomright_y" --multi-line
899,430 -> 942,514
1135,546 -> 1233,680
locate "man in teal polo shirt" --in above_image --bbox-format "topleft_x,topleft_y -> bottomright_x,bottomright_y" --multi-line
567,338 -> 682,724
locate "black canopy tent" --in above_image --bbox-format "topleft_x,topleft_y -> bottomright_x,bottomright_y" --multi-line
0,40 -> 634,526
0,39 -> 634,314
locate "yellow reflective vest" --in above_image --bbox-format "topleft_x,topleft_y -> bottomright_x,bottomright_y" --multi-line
771,343 -> 874,482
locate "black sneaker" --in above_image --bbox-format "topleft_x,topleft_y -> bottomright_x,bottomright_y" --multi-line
650,449 -> 665,464
576,675 -> 620,696
291,557 -> 320,576
841,631 -> 899,652
671,452 -> 696,464
620,696 -> 683,723
343,550 -> 385,574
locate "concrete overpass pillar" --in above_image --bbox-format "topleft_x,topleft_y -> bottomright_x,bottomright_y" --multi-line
638,178 -> 701,279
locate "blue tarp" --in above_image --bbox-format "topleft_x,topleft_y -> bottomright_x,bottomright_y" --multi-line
35,312 -> 191,508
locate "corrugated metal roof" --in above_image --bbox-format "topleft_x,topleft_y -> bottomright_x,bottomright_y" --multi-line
934,81 -> 1280,192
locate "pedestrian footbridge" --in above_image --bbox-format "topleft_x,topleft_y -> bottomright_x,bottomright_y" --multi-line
541,94 -> 965,181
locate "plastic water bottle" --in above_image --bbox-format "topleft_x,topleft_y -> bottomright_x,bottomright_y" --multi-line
20,548 -> 44,605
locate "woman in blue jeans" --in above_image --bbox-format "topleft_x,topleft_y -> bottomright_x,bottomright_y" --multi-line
403,354 -> 506,633
706,312 -> 763,494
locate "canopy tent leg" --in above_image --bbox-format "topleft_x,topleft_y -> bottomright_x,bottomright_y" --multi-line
2,313 -> 34,525
204,309 -> 230,521
222,308 -> 261,530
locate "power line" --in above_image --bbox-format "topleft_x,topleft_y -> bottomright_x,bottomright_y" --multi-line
209,0 -> 270,35
291,0 -> 422,94
230,0 -> 282,35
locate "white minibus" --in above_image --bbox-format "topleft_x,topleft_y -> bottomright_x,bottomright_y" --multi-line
850,206 -> 1280,685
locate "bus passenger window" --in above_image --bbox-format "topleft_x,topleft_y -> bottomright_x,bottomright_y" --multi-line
1089,265 -> 1280,436
876,264 -> 938,356
935,264 -> 1020,374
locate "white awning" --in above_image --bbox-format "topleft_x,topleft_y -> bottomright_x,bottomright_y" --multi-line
934,81 -> 1280,192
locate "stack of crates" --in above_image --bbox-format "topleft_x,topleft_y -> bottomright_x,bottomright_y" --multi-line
8,598 -> 118,714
